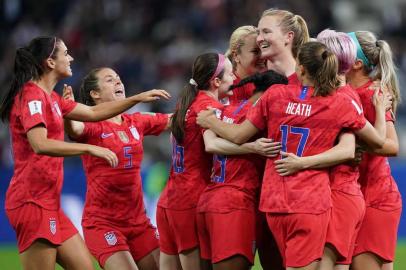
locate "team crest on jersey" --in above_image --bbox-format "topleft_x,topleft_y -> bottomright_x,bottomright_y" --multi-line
49,218 -> 57,235
104,231 -> 117,246
214,108 -> 222,119
53,102 -> 62,117
117,131 -> 129,143
129,126 -> 140,140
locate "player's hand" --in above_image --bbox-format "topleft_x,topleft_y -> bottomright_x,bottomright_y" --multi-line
274,151 -> 303,176
63,84 -> 75,101
253,138 -> 282,157
134,89 -> 171,103
88,145 -> 118,167
372,86 -> 385,112
196,108 -> 217,129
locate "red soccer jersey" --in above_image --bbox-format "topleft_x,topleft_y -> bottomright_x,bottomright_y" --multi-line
6,82 -> 77,210
197,100 -> 265,213
228,76 -> 256,105
158,91 -> 224,210
356,81 -> 401,211
246,84 -> 367,214
287,73 -> 300,85
329,85 -> 364,196
76,113 -> 168,226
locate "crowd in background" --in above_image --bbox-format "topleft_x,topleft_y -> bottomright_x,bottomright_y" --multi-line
1,0 -> 405,168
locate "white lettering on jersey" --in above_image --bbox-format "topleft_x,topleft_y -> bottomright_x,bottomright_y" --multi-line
351,100 -> 363,115
28,100 -> 42,115
285,102 -> 312,116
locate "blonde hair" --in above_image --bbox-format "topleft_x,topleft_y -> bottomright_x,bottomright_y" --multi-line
261,8 -> 310,58
225,25 -> 258,71
354,31 -> 401,114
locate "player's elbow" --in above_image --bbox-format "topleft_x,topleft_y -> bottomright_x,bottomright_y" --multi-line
204,142 -> 217,154
31,142 -> 48,155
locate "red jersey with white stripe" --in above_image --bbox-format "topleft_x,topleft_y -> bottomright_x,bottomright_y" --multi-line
329,85 -> 363,196
197,100 -> 265,213
158,91 -> 223,210
6,82 -> 77,210
356,81 -> 401,211
76,113 -> 168,226
246,84 -> 367,214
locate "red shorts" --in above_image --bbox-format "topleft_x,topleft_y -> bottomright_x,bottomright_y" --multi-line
353,207 -> 401,262
256,211 -> 284,270
83,219 -> 159,267
6,203 -> 78,253
197,210 -> 256,264
156,206 -> 198,255
266,210 -> 330,268
326,191 -> 365,264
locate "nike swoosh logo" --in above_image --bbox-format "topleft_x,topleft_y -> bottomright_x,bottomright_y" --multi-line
101,133 -> 114,139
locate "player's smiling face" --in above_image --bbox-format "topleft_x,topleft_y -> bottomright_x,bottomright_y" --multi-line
217,59 -> 235,99
51,41 -> 74,78
257,15 -> 291,59
236,33 -> 267,75
94,68 -> 126,103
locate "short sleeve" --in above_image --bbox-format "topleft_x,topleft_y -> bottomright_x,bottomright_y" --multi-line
53,92 -> 77,116
339,96 -> 367,131
246,92 -> 270,130
19,87 -> 47,132
131,112 -> 169,136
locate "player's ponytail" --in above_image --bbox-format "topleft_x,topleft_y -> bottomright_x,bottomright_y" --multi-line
171,53 -> 225,143
298,41 -> 340,96
229,70 -> 288,94
353,31 -> 401,114
0,36 -> 59,122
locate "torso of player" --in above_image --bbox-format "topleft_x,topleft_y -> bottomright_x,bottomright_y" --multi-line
356,81 -> 401,210
247,84 -> 366,214
158,91 -> 224,210
78,113 -> 167,224
329,85 -> 363,196
198,100 -> 265,213
6,82 -> 76,210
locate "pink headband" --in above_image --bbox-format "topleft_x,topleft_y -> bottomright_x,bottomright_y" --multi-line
210,54 -> 226,81
48,37 -> 57,59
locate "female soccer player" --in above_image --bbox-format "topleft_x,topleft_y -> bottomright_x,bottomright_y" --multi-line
156,52 -> 235,270
224,25 -> 267,104
196,41 -> 387,270
257,8 -> 310,83
0,36 -> 170,270
346,31 -> 402,270
64,67 -> 170,270
197,70 -> 288,270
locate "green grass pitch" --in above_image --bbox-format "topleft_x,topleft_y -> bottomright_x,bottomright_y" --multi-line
1,241 -> 406,269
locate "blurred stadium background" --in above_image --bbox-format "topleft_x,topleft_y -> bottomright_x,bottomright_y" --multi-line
0,0 -> 405,269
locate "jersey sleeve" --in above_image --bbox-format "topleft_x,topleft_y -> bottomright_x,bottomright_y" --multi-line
246,91 -> 270,130
132,112 -> 169,136
386,110 -> 395,122
339,96 -> 367,131
54,93 -> 78,116
19,88 -> 48,132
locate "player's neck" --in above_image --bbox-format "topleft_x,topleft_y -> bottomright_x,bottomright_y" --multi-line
107,115 -> 123,124
32,74 -> 58,94
204,90 -> 218,101
266,53 -> 296,77
347,73 -> 370,89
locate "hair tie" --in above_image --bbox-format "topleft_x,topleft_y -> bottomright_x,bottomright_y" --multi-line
321,50 -> 328,60
210,54 -> 226,81
347,32 -> 373,68
189,78 -> 198,87
375,40 -> 380,47
48,37 -> 57,59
